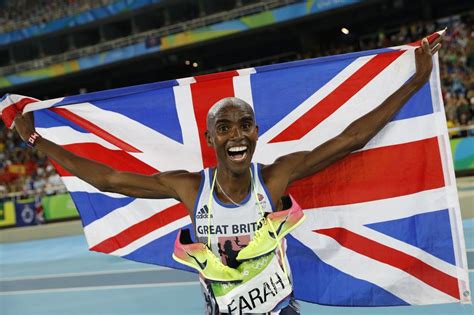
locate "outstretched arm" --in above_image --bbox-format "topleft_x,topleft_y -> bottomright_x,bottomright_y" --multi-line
13,113 -> 199,205
264,37 -> 442,195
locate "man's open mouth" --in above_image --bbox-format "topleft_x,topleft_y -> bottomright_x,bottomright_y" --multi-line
227,146 -> 248,162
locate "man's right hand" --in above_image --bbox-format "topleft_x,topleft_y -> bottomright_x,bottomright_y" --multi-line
13,112 -> 35,143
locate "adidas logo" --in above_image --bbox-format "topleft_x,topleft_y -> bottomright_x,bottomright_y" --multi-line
196,205 -> 213,219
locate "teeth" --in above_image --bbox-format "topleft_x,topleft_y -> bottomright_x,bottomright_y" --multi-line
228,146 -> 247,152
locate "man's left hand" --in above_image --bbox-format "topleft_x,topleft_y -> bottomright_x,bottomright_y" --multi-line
414,34 -> 443,83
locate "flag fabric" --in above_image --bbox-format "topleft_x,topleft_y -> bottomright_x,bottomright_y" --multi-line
0,31 -> 471,306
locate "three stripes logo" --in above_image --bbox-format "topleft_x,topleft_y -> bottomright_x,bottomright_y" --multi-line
196,205 -> 213,219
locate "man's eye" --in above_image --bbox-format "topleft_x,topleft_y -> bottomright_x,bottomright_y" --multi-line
241,123 -> 251,130
218,125 -> 229,133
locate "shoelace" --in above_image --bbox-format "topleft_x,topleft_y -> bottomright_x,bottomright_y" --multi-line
246,217 -> 269,249
204,245 -> 236,272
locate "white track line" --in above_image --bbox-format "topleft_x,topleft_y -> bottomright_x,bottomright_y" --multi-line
0,267 -> 168,282
0,281 -> 200,296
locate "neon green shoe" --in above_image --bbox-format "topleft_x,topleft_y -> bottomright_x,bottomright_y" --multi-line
236,195 -> 305,261
172,229 -> 243,283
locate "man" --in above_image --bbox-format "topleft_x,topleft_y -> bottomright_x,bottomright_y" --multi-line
12,38 -> 441,314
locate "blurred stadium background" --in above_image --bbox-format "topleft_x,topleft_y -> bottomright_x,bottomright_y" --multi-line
0,0 -> 473,314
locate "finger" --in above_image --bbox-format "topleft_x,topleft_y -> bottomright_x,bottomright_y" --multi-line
431,43 -> 442,55
415,46 -> 422,55
421,38 -> 429,52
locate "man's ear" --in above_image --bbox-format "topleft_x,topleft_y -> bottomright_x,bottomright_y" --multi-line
255,125 -> 259,140
205,130 -> 214,147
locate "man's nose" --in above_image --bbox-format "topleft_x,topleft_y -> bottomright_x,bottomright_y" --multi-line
230,125 -> 243,138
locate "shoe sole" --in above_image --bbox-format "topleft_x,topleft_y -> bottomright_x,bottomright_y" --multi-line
237,212 -> 306,261
273,211 -> 306,242
172,253 -> 243,283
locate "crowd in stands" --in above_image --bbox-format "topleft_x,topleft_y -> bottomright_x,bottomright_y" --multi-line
0,0 -> 114,34
438,17 -> 474,138
0,124 -> 66,196
1,10 -> 474,196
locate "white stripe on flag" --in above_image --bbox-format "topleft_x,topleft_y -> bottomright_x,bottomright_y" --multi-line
300,50 -> 415,143
84,198 -> 179,247
37,126 -> 120,149
59,103 -> 202,171
358,112 -> 446,151
234,68 -> 256,108
302,186 -> 457,229
23,97 -> 65,113
313,49 -> 414,136
257,53 -> 379,144
254,50 -> 422,163
176,77 -> 196,85
348,224 -> 468,282
173,84 -> 203,173
110,216 -> 191,257
296,231 -> 458,304
61,177 -> 129,198
430,56 -> 471,302
255,111 -> 445,165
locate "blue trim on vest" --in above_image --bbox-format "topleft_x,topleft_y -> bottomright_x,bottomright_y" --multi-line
257,163 -> 276,211
209,166 -> 254,209
192,170 -> 206,224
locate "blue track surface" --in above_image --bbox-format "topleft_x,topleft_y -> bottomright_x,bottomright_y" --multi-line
1,220 -> 473,315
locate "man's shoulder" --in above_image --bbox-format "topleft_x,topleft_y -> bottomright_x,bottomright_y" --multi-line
258,155 -> 295,182
260,151 -> 307,176
157,170 -> 202,213
258,154 -> 305,203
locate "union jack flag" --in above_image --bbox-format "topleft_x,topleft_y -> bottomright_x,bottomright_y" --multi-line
1,30 -> 471,306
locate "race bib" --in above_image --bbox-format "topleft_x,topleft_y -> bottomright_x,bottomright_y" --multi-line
211,253 -> 292,314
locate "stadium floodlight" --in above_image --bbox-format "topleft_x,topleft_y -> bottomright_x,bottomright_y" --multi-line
341,27 -> 349,35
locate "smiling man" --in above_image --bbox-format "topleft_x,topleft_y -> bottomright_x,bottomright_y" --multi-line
12,38 -> 441,314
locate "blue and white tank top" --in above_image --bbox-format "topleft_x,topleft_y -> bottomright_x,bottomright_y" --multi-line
193,163 -> 275,268
193,163 -> 298,314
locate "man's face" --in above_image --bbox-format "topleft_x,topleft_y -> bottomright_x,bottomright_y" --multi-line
206,104 -> 258,174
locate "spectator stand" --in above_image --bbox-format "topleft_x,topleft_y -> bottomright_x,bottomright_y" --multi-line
0,124 -> 75,229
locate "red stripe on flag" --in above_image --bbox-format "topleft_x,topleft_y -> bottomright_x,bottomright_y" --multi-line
287,137 -> 445,208
315,227 -> 460,300
194,70 -> 242,83
50,143 -> 157,176
191,71 -> 239,168
2,105 -> 20,128
15,97 -> 40,111
270,50 -> 405,143
90,203 -> 188,254
50,108 -> 141,153
1,97 -> 39,128
407,32 -> 442,47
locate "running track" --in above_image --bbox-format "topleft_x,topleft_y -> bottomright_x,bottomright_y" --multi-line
1,219 -> 473,315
